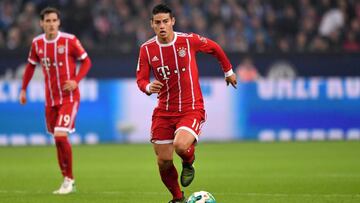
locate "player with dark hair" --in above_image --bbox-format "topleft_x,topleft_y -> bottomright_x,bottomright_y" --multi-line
136,4 -> 237,203
19,7 -> 91,195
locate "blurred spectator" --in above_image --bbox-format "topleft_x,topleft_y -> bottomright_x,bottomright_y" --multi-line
191,8 -> 208,36
343,31 -> 360,52
276,37 -> 291,52
263,7 -> 278,42
16,2 -> 40,46
249,31 -> 269,53
349,18 -> 360,41
326,30 -> 342,51
227,20 -> 248,51
319,6 -> 345,37
6,26 -> 22,50
64,0 -> 93,41
0,31 -> 5,48
0,0 -> 18,31
277,4 -> 298,37
309,36 -> 329,52
236,56 -> 259,82
0,0 -> 359,53
295,32 -> 309,52
317,0 -> 333,16
93,10 -> 111,47
301,15 -> 318,41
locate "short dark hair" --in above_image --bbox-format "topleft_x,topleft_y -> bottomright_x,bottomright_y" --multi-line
152,4 -> 173,19
40,7 -> 60,20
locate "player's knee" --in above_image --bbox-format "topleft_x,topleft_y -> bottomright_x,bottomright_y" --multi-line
173,141 -> 188,155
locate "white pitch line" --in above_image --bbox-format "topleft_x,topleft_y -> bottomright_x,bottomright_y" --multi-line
0,190 -> 359,198
214,192 -> 360,198
0,190 -> 167,196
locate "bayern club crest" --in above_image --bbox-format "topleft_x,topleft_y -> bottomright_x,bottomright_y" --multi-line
58,46 -> 65,54
177,47 -> 187,57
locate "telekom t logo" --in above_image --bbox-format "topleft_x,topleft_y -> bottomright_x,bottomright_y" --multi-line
41,57 -> 51,70
157,66 -> 170,80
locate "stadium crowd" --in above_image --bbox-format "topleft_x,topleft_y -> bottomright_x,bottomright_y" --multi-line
0,0 -> 360,53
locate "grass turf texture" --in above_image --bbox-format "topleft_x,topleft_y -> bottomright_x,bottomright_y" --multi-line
0,141 -> 359,203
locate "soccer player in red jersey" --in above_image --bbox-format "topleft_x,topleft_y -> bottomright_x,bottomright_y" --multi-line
18,7 -> 91,195
136,4 -> 237,203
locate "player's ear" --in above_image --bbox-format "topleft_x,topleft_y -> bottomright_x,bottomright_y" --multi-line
150,20 -> 154,28
39,20 -> 44,28
172,17 -> 175,26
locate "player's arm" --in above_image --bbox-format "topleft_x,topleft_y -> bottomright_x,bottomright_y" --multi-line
148,80 -> 164,94
63,37 -> 92,92
19,63 -> 36,105
191,34 -> 237,88
20,42 -> 39,105
62,56 -> 91,92
136,46 -> 163,95
225,73 -> 237,88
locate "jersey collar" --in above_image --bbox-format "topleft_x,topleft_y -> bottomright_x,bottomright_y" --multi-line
43,31 -> 61,43
156,32 -> 177,47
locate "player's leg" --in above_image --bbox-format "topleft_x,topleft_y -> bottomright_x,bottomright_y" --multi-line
174,130 -> 196,188
153,144 -> 185,202
173,130 -> 196,165
53,131 -> 75,194
151,115 -> 185,202
174,109 -> 206,187
51,102 -> 79,194
45,105 -> 68,179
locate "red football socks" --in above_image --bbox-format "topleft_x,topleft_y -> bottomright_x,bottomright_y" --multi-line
159,163 -> 183,200
54,136 -> 73,179
178,144 -> 195,164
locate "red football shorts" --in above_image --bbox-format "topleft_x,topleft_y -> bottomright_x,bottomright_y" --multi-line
151,109 -> 206,144
45,101 -> 79,134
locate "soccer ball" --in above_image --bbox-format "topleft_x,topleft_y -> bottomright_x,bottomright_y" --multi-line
187,191 -> 216,203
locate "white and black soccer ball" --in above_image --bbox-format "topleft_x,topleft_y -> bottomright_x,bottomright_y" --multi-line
187,191 -> 216,203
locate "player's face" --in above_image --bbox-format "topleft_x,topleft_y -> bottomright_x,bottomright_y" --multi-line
151,13 -> 175,43
40,12 -> 60,38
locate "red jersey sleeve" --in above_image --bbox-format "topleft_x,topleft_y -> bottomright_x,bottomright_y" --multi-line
27,42 -> 39,65
21,63 -> 36,90
190,33 -> 233,74
70,36 -> 88,60
136,46 -> 151,95
74,57 -> 91,83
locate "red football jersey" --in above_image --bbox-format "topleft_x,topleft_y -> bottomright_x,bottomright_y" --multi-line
28,31 -> 88,106
137,32 -> 233,113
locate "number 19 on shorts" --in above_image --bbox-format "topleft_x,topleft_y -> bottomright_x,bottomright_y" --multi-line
58,114 -> 71,127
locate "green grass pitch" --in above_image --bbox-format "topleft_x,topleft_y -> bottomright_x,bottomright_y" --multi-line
0,141 -> 359,203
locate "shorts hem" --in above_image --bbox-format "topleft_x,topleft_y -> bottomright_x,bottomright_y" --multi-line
175,126 -> 199,141
54,127 -> 75,134
151,139 -> 174,144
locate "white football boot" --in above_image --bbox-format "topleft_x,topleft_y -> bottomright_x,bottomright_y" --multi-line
53,177 -> 75,195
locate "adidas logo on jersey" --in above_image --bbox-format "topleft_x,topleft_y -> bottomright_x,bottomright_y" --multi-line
152,56 -> 159,62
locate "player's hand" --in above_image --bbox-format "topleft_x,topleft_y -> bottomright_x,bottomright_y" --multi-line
62,80 -> 78,92
19,89 -> 27,105
149,80 -> 164,94
226,73 -> 237,89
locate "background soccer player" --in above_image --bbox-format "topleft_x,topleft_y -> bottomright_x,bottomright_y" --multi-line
136,4 -> 237,203
19,7 -> 91,195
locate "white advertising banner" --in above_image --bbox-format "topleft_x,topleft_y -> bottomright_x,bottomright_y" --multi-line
120,78 -> 236,143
